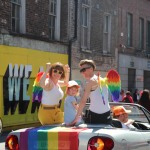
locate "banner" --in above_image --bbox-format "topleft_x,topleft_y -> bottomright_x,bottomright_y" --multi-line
0,45 -> 68,128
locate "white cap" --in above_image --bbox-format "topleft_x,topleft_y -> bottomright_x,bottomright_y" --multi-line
67,80 -> 80,88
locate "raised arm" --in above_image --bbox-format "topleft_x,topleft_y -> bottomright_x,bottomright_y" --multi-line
59,64 -> 70,87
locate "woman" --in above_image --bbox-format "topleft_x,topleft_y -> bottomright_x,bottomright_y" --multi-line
69,59 -> 111,125
38,62 -> 70,125
138,89 -> 150,112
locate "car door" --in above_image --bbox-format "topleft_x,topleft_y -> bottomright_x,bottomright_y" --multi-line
139,130 -> 150,150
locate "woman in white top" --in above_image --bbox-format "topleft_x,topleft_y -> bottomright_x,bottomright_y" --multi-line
69,59 -> 111,125
38,62 -> 70,125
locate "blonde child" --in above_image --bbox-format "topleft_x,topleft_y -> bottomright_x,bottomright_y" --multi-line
64,80 -> 82,125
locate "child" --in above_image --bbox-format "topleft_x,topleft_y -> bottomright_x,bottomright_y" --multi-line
64,80 -> 82,125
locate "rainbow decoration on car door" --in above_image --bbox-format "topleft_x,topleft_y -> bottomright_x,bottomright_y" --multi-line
19,126 -> 88,150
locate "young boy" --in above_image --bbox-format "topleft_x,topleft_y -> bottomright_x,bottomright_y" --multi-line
64,80 -> 82,125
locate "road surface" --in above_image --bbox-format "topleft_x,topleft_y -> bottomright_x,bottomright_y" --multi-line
0,131 -> 9,150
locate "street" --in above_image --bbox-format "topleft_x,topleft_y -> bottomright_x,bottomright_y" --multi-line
0,131 -> 9,150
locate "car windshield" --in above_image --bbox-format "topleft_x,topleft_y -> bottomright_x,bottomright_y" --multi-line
83,102 -> 150,125
109,103 -> 150,123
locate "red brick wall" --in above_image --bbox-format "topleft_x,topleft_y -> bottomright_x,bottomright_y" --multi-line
118,0 -> 150,51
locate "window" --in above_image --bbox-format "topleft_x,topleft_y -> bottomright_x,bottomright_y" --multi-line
103,14 -> 111,53
139,18 -> 144,49
104,16 -> 109,33
49,0 -> 56,40
146,21 -> 150,51
11,0 -> 21,32
11,0 -> 26,33
127,13 -> 133,47
81,0 -> 90,49
49,0 -> 60,40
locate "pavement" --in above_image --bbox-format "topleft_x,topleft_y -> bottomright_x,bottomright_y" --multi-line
0,131 -> 10,150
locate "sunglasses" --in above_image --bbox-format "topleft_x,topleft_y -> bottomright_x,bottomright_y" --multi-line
80,66 -> 91,73
53,69 -> 63,75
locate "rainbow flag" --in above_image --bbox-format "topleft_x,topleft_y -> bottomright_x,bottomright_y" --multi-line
32,72 -> 49,102
19,126 -> 88,150
98,76 -> 107,105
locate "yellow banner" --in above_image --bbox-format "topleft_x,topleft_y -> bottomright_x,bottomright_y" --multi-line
0,45 -> 68,129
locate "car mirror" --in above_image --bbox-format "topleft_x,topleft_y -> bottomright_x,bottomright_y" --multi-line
0,118 -> 2,134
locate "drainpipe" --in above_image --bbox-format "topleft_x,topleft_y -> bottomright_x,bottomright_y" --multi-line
68,0 -> 78,79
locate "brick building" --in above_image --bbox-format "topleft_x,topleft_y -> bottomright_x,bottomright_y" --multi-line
70,0 -> 150,94
117,0 -> 150,93
0,0 -> 69,53
71,0 -> 117,86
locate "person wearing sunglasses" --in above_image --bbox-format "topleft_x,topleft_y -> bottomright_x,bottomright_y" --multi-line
68,59 -> 111,126
38,62 -> 70,125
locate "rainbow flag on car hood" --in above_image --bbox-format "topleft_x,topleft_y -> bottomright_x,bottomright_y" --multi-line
19,126 -> 88,150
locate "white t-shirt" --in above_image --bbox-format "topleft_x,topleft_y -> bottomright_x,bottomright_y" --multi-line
89,75 -> 110,114
41,82 -> 64,105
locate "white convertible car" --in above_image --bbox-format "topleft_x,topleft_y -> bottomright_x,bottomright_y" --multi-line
5,102 -> 150,150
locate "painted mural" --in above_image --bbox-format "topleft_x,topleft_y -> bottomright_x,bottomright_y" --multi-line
0,45 -> 68,128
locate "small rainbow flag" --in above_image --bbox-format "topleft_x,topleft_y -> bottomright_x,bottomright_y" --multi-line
19,126 -> 88,150
32,72 -> 49,102
98,74 -> 107,105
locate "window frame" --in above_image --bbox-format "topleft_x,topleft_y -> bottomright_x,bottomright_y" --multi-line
81,1 -> 90,50
49,0 -> 60,40
49,0 -> 57,40
139,18 -> 144,50
103,14 -> 111,54
11,0 -> 21,33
